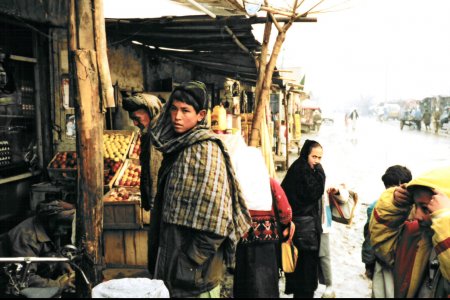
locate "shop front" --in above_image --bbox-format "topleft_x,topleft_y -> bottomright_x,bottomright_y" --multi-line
0,15 -> 56,231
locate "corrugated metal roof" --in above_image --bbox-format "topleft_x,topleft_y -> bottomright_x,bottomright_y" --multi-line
106,15 -> 279,84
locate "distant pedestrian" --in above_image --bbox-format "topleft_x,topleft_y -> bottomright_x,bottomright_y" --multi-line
281,140 -> 325,298
423,109 -> 431,131
279,120 -> 287,156
413,108 -> 423,131
348,109 -> 359,143
433,108 -> 441,133
349,109 -> 359,131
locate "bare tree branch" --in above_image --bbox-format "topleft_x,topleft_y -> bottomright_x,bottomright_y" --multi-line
303,0 -> 326,15
305,0 -> 353,15
296,0 -> 306,10
269,12 -> 283,32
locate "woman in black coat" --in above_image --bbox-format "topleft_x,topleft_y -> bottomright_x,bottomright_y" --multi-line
281,140 -> 326,298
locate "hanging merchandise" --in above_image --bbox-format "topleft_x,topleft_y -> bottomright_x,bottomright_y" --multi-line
211,105 -> 227,133
294,113 -> 301,140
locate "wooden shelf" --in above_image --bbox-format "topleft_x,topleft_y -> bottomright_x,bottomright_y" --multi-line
0,115 -> 35,119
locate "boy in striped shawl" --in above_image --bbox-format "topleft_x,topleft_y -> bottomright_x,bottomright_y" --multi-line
149,81 -> 251,298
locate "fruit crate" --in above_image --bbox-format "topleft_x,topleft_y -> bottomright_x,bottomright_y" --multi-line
114,159 -> 141,187
103,130 -> 135,162
104,158 -> 125,191
128,132 -> 141,160
47,151 -> 78,184
103,187 -> 142,229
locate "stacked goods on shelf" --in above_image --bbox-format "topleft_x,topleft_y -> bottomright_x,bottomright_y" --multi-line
0,140 -> 11,166
240,113 -> 254,145
294,113 -> 301,140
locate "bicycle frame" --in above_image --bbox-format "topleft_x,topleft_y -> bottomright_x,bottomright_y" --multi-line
0,246 -> 90,297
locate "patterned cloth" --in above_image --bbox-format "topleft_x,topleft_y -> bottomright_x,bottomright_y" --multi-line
240,211 -> 279,244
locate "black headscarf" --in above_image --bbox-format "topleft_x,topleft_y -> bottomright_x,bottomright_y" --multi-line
281,139 -> 326,217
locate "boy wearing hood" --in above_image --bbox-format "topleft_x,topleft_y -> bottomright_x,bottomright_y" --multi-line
370,166 -> 450,298
122,93 -> 163,211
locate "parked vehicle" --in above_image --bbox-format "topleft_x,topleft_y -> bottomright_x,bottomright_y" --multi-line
300,100 -> 321,133
439,106 -> 450,129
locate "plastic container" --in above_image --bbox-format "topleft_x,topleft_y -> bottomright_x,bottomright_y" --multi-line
211,105 -> 227,133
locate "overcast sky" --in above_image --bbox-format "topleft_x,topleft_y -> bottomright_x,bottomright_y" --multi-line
258,0 -> 450,107
104,0 -> 450,108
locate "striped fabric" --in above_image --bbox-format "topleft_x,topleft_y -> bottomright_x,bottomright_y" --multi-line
163,140 -> 233,236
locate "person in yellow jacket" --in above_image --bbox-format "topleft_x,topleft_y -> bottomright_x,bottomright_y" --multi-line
370,166 -> 450,298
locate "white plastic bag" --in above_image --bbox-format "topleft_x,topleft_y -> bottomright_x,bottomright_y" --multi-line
92,278 -> 169,298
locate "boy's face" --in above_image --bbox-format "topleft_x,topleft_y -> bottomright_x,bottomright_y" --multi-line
170,100 -> 206,134
413,188 -> 433,227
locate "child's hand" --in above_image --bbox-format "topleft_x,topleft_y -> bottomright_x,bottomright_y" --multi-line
393,184 -> 412,207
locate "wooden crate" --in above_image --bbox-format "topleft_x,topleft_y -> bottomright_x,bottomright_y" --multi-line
47,151 -> 77,184
103,187 -> 142,229
128,132 -> 141,160
103,228 -> 148,267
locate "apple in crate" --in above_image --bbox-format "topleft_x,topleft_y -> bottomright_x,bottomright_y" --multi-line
51,152 -> 77,169
119,162 -> 142,186
104,158 -> 123,185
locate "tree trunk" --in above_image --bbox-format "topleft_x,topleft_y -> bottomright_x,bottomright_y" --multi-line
249,27 -> 288,147
249,16 -> 271,147
69,0 -> 105,296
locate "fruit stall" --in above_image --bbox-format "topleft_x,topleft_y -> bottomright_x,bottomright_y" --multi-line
30,129 -> 149,268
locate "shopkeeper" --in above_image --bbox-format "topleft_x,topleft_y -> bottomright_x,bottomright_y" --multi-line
122,93 -> 163,211
6,201 -> 75,290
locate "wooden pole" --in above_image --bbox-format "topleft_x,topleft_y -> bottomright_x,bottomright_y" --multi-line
69,0 -> 105,296
93,0 -> 115,109
285,89 -> 290,168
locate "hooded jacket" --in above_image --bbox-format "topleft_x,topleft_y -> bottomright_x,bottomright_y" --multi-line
370,166 -> 450,298
122,93 -> 163,210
